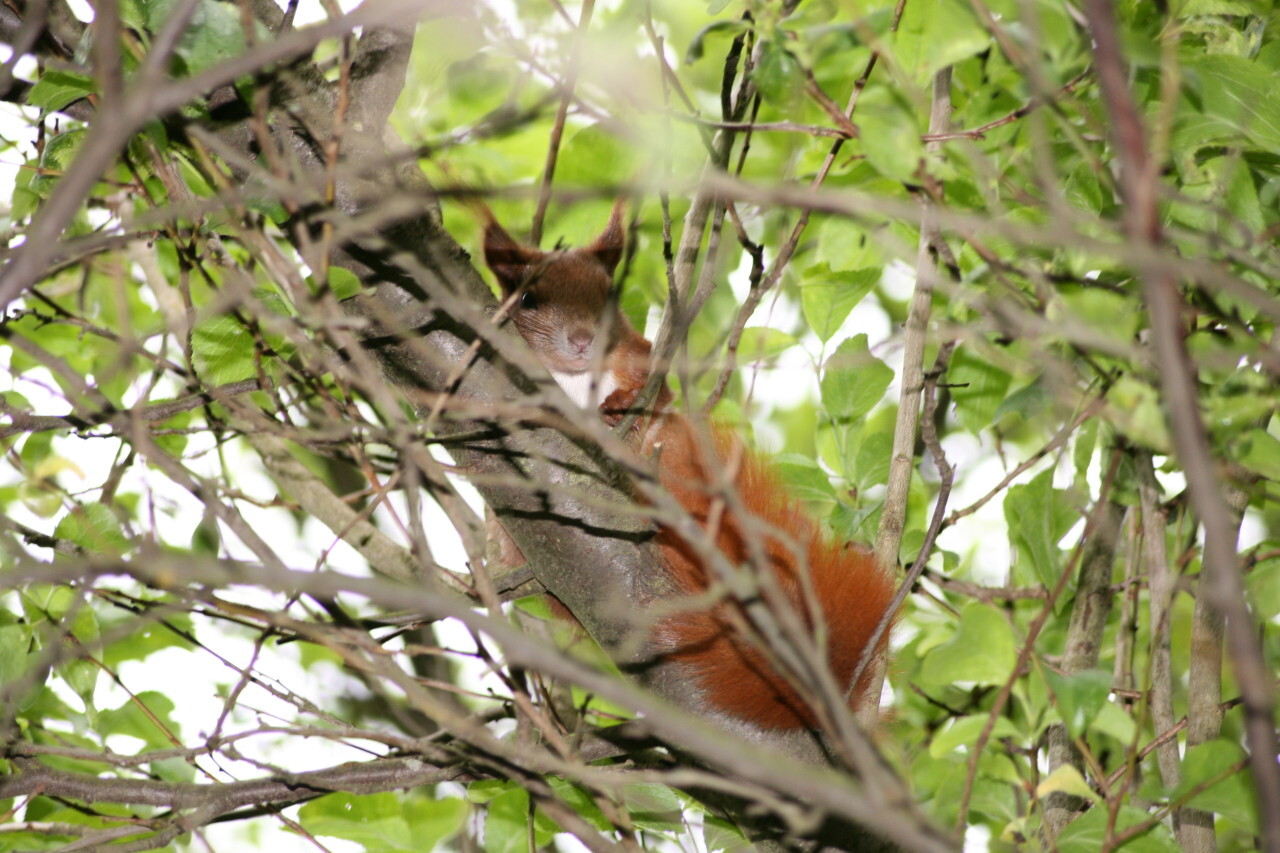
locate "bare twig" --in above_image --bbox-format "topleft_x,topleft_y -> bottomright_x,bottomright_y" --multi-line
920,67 -> 1092,142
1181,482 -> 1248,852
530,0 -> 595,246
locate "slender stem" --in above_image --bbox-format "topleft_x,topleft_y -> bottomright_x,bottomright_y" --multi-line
531,0 -> 596,246
873,67 -> 952,574
1081,1 -> 1280,846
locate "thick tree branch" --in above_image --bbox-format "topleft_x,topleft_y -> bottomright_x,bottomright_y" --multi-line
0,755 -> 464,812
1136,450 -> 1182,803
1181,482 -> 1249,853
1043,487 -> 1124,838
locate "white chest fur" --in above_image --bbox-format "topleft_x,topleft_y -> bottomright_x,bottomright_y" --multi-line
550,369 -> 619,410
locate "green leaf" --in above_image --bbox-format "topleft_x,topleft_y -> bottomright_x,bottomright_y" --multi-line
1053,288 -> 1141,347
405,795 -> 468,851
20,431 -> 55,469
1003,469 -> 1079,588
948,346 -> 1012,434
324,267 -> 363,300
54,503 -> 130,556
190,313 -> 259,386
703,814 -> 749,852
1173,740 -> 1258,833
919,603 -> 1016,686
556,125 -> 637,186
144,0 -> 255,76
775,453 -> 837,502
800,267 -> 879,343
891,0 -> 990,84
26,70 -> 95,112
545,778 -> 610,833
1186,54 -> 1280,153
97,691 -> 180,751
1042,668 -> 1111,739
929,713 -> 1019,759
190,291 -> 293,386
1238,427 -> 1280,480
1106,376 -> 1171,452
812,218 -> 883,271
1178,0 -> 1255,17
56,606 -> 100,707
622,783 -> 683,832
737,327 -> 797,362
859,105 -> 927,183
820,334 -> 893,421
120,0 -> 147,30
994,376 -> 1053,422
22,585 -> 77,621
1204,390 -> 1278,436
192,509 -> 221,557
299,792 -> 408,850
486,787 -> 553,853
852,429 -> 893,490
10,172 -> 38,222
466,779 -> 510,803
685,19 -> 748,64
1056,804 -> 1175,853
30,130 -> 87,198
1073,418 -> 1098,480
0,803 -> 81,851
101,612 -> 196,667
1245,550 -> 1280,620
148,755 -> 196,784
1090,700 -> 1136,745
0,825 -> 69,851
0,624 -> 35,688
1036,765 -> 1100,804
0,390 -> 32,415
1064,163 -> 1106,215
299,792 -> 466,853
754,39 -> 802,104
150,407 -> 191,459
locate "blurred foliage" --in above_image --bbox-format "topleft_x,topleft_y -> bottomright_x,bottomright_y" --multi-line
1,0 -> 1279,851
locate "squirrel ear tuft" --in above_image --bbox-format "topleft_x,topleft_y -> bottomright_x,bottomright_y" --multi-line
585,199 -> 626,275
484,220 -> 538,292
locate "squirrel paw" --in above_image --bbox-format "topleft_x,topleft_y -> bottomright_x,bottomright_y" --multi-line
600,387 -> 640,427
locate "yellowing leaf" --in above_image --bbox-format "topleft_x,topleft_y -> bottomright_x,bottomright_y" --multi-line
1036,765 -> 1100,804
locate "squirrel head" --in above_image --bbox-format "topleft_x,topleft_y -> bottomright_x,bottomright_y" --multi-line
483,202 -> 627,374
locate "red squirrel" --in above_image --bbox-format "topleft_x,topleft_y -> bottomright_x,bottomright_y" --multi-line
482,204 -> 896,731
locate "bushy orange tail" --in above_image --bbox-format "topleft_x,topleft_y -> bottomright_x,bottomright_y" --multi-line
649,417 -> 896,731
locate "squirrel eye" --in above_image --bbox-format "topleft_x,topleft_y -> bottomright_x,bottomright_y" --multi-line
519,290 -> 538,310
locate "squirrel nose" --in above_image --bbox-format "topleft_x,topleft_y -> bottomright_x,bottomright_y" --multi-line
568,329 -> 594,355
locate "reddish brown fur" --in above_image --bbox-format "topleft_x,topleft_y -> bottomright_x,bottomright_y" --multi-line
647,416 -> 894,729
483,207 -> 895,731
